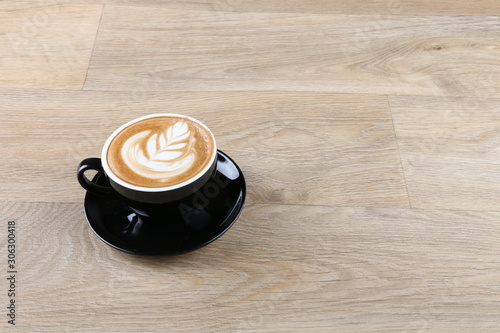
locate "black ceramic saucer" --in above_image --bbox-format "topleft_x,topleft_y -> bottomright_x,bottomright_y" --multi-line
84,150 -> 246,255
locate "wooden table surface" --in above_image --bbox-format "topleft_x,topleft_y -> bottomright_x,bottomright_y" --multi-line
1,1 -> 499,332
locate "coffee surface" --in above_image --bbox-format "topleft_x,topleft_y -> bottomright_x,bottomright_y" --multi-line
106,116 -> 215,188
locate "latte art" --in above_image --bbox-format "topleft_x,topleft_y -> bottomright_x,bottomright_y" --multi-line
105,115 -> 216,188
122,121 -> 196,181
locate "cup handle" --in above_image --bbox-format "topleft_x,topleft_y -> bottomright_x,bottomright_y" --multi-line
77,158 -> 115,197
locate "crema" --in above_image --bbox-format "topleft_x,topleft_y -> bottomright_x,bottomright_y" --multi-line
106,115 -> 215,188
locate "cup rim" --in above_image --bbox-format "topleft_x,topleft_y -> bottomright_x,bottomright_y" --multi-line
101,113 -> 217,193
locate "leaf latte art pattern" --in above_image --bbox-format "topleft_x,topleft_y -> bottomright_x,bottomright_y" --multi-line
121,121 -> 196,182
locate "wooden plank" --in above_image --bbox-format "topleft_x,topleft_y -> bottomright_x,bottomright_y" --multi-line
0,89 -> 408,207
0,1 -> 499,331
1,201 -> 499,331
0,3 -> 103,89
84,5 -> 500,97
4,0 -> 500,16
390,95 -> 500,211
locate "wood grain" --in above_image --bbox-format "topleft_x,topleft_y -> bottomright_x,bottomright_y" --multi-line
390,95 -> 500,211
0,89 -> 408,207
1,1 -> 499,331
84,5 -> 500,97
2,201 -> 500,332
0,3 -> 102,89
6,0 -> 500,16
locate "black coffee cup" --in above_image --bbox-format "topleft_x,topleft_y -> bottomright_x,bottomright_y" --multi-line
77,114 -> 218,204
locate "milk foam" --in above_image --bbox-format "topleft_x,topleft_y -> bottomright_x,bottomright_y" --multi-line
121,121 -> 197,181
